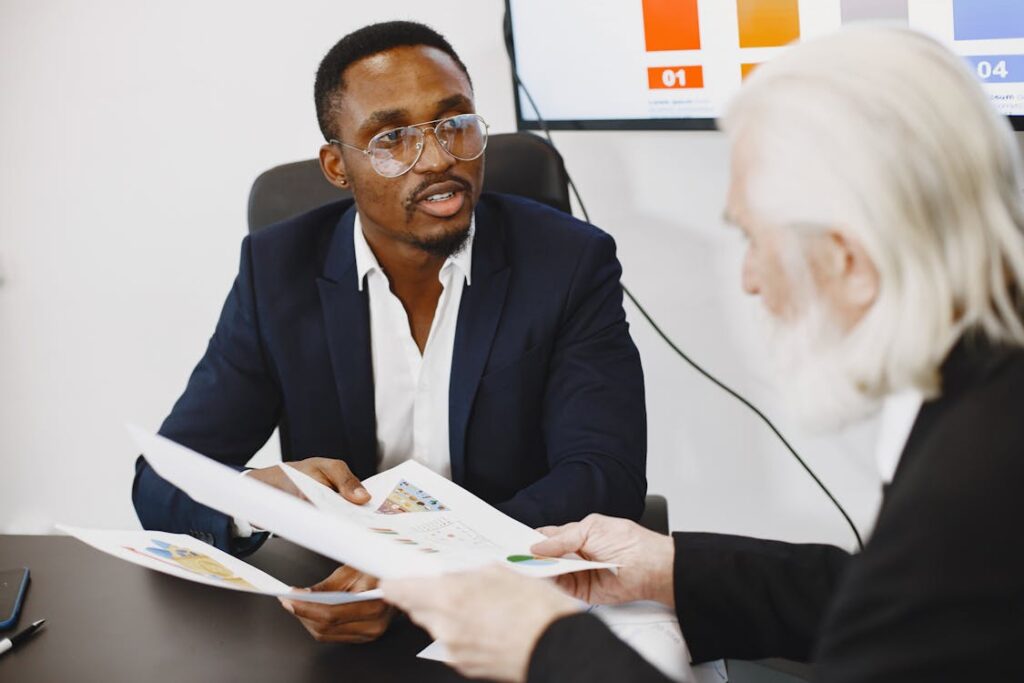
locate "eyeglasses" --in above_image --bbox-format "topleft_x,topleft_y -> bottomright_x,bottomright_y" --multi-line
330,113 -> 489,178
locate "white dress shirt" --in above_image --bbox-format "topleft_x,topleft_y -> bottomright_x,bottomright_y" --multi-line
232,216 -> 473,539
354,213 -> 473,480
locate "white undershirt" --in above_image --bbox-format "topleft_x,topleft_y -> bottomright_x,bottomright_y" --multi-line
354,212 -> 473,480
874,389 -> 924,485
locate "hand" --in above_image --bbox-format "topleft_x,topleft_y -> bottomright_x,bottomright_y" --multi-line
279,566 -> 394,643
248,456 -> 370,505
381,566 -> 580,683
532,513 -> 676,607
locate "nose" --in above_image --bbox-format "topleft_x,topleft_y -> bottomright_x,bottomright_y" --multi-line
412,128 -> 455,174
741,247 -> 760,296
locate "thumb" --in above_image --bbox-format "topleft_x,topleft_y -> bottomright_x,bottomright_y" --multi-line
317,460 -> 370,504
531,522 -> 585,558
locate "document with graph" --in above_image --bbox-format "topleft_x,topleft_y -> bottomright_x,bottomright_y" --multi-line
56,524 -> 383,605
276,457 -> 615,578
122,425 -> 615,582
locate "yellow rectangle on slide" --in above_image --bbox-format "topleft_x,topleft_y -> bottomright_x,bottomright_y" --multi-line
737,0 -> 801,48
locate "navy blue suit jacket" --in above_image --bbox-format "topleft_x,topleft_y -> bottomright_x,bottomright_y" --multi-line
133,193 -> 647,553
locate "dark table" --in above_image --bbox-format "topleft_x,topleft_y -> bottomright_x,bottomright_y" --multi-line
0,535 -> 811,682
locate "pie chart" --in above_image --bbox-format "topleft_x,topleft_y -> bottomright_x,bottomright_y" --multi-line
506,554 -> 558,567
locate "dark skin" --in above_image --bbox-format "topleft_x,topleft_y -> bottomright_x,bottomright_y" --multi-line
254,44 -> 484,643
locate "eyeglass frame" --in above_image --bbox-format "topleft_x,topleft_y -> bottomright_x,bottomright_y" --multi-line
328,113 -> 490,178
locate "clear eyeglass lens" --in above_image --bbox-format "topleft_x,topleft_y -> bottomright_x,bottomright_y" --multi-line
438,115 -> 487,160
368,114 -> 487,177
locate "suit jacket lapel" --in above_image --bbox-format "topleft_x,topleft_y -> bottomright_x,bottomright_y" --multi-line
449,199 -> 510,484
316,204 -> 377,475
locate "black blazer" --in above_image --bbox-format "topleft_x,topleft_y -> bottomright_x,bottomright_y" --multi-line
132,193 -> 647,552
529,335 -> 1024,682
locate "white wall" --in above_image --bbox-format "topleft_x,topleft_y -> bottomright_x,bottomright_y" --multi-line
4,1 -> 1020,549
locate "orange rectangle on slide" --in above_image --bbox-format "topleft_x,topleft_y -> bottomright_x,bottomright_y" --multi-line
737,0 -> 801,48
741,63 -> 760,79
642,0 -> 701,51
648,66 -> 705,90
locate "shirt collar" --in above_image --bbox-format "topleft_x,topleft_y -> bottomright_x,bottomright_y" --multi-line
353,212 -> 474,291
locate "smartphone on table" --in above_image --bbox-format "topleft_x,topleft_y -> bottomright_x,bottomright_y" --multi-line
0,568 -> 30,630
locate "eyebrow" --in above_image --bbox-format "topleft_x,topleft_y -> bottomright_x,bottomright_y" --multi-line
435,94 -> 472,113
364,108 -> 409,130
359,94 -> 473,137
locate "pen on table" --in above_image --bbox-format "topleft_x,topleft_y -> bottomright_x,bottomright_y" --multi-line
0,619 -> 46,656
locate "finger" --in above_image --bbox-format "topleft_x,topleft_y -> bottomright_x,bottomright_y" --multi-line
315,460 -> 370,504
295,615 -> 392,644
535,525 -> 564,538
309,565 -> 362,592
283,597 -> 390,624
531,522 -> 586,557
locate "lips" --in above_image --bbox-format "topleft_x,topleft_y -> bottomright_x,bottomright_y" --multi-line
412,179 -> 470,219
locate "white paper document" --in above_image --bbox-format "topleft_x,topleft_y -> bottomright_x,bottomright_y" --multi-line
418,601 -> 728,683
56,525 -> 382,605
277,459 -> 616,579
124,425 -> 614,582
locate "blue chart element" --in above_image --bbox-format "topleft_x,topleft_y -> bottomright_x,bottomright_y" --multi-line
953,0 -> 1024,41
965,55 -> 1024,84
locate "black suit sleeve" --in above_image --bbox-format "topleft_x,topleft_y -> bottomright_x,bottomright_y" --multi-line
528,532 -> 849,682
528,613 -> 673,683
132,237 -> 280,553
673,532 -> 850,663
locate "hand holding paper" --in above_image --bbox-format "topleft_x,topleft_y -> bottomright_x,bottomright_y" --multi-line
532,513 -> 677,607
280,565 -> 396,644
248,456 -> 371,506
381,565 -> 581,683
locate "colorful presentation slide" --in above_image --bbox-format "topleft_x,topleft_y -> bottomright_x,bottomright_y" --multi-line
507,0 -> 1024,124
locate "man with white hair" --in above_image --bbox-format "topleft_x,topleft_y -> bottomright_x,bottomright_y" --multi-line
380,26 -> 1024,682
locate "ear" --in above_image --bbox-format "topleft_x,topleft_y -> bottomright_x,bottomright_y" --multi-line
319,144 -> 350,189
825,229 -> 879,309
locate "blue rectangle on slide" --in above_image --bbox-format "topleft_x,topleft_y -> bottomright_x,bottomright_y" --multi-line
965,55 -> 1024,84
953,0 -> 1024,41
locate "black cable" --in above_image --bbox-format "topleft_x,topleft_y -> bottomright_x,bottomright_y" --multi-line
505,26 -> 864,550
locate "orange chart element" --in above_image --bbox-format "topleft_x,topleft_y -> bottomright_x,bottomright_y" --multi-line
642,0 -> 701,52
741,63 -> 760,79
737,0 -> 801,48
648,66 -> 705,90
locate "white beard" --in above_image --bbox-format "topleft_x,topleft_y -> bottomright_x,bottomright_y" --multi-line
763,302 -> 882,432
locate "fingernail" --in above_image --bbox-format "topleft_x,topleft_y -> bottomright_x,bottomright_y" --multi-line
355,487 -> 369,500
279,599 -> 295,613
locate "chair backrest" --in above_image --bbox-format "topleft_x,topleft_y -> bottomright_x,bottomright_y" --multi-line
247,131 -> 571,233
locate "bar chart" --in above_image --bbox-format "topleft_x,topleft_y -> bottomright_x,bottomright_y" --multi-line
952,0 -> 1024,42
641,0 -> 702,52
509,0 -> 1024,126
840,0 -> 908,23
736,0 -> 801,48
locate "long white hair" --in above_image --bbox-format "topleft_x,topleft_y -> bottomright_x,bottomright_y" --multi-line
722,25 -> 1024,401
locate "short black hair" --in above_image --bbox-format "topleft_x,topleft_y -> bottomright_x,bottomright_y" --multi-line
314,21 -> 472,141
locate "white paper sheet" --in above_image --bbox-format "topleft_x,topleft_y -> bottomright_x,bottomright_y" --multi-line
418,601 -> 728,683
56,525 -> 383,605
280,460 -> 617,579
129,425 -> 615,580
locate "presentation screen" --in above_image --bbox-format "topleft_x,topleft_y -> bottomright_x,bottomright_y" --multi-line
506,0 -> 1024,131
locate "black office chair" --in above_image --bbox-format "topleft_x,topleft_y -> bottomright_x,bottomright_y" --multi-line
246,131 -> 669,535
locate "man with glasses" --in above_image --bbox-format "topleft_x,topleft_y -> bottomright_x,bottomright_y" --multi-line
132,21 -> 646,644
